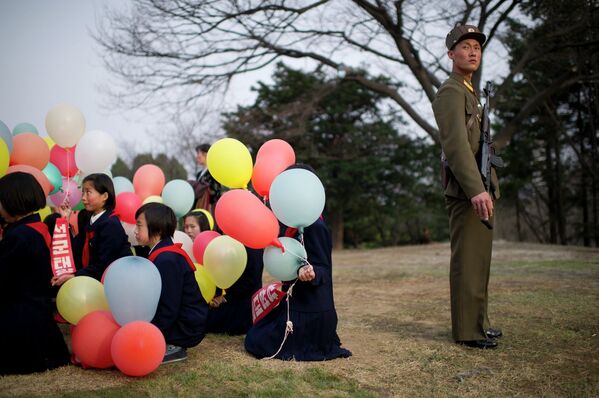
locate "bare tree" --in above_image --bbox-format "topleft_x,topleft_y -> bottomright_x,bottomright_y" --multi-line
94,0 -> 591,149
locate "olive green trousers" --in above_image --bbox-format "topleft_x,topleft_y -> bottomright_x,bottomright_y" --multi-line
445,196 -> 494,341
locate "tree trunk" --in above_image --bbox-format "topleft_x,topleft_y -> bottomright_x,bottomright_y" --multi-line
329,208 -> 344,250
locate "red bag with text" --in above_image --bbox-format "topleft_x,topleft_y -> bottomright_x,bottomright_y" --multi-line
251,282 -> 286,324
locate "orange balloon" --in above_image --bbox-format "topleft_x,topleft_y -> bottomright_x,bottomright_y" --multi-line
9,133 -> 50,170
110,321 -> 165,377
7,164 -> 53,196
133,164 -> 165,200
251,139 -> 295,198
215,189 -> 282,249
72,311 -> 120,369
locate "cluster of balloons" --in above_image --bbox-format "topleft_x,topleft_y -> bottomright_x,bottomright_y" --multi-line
194,137 -> 326,286
112,165 -> 196,254
56,257 -> 166,376
0,104 -> 117,218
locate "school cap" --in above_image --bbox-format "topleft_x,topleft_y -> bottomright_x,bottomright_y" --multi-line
446,24 -> 486,50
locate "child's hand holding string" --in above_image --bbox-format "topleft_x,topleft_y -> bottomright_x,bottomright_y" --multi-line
57,198 -> 72,220
298,264 -> 315,282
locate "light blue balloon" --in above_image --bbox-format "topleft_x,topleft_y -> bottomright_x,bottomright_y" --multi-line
263,237 -> 307,281
12,122 -> 38,135
161,179 -> 194,218
112,176 -> 134,195
0,120 -> 13,153
269,169 -> 326,233
42,162 -> 63,195
103,256 -> 162,326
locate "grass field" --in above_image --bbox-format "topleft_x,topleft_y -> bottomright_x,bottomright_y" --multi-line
1,241 -> 598,397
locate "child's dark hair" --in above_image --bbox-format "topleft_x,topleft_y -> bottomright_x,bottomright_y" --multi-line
82,173 -> 116,211
195,143 -> 211,154
0,172 -> 46,217
44,212 -> 61,236
183,210 -> 211,231
135,203 -> 176,240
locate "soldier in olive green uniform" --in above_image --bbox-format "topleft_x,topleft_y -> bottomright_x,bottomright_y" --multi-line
432,24 -> 502,349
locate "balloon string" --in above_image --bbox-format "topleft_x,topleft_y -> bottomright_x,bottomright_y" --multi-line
262,279 -> 297,361
63,148 -> 71,208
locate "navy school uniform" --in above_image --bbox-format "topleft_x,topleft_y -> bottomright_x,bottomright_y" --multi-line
0,214 -> 69,375
149,238 -> 208,348
206,247 -> 264,335
72,209 -> 132,281
244,218 -> 352,361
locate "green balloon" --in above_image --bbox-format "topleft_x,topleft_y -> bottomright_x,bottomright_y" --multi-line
73,200 -> 85,211
42,162 -> 63,195
12,122 -> 39,135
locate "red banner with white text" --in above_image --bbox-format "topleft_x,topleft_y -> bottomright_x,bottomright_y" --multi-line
51,217 -> 76,277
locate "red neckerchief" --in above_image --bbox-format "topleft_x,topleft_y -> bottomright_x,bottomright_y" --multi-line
81,230 -> 95,268
81,212 -> 119,268
148,243 -> 196,271
25,222 -> 51,249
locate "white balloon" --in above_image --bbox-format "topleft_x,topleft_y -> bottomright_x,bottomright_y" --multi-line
45,104 -> 85,148
121,221 -> 139,246
75,130 -> 117,174
173,230 -> 196,263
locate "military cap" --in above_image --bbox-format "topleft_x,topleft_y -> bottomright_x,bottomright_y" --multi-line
446,24 -> 486,50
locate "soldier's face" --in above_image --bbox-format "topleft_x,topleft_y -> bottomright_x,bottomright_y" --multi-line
448,39 -> 481,76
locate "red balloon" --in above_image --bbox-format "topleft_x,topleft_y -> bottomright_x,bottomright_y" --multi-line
192,230 -> 221,265
7,164 -> 53,196
215,189 -> 282,249
115,192 -> 142,224
50,145 -> 78,177
9,133 -> 50,170
133,164 -> 165,200
71,311 -> 120,369
111,321 -> 165,377
251,139 -> 295,199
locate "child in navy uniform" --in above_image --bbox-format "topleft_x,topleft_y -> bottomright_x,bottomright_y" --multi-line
0,172 -> 69,374
244,165 -> 351,361
135,203 -> 208,363
52,173 -> 131,286
206,247 -> 263,335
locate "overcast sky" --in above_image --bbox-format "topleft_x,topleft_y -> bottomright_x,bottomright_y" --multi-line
0,0 -> 265,159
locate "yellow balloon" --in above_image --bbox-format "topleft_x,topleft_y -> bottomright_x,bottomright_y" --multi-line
37,205 -> 52,221
203,235 -> 247,289
207,138 -> 253,189
143,195 -> 163,204
194,265 -> 217,303
192,208 -> 214,230
56,276 -> 110,325
0,139 -> 9,177
43,136 -> 55,149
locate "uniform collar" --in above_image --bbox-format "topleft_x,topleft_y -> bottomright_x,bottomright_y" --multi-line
449,72 -> 477,95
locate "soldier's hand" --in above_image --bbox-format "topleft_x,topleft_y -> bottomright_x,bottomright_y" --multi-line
471,191 -> 493,221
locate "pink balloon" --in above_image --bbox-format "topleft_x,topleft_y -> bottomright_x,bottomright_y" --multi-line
133,164 -> 165,200
50,145 -> 78,177
115,192 -> 142,224
251,139 -> 295,198
50,177 -> 82,207
215,190 -> 282,249
192,230 -> 221,265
